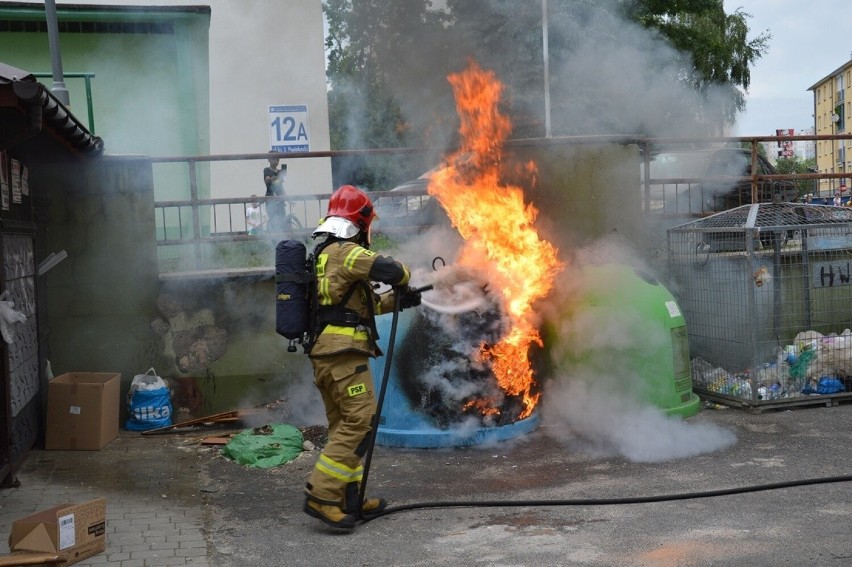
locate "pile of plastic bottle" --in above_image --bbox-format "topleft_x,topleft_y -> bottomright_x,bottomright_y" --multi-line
692,330 -> 852,402
693,358 -> 791,401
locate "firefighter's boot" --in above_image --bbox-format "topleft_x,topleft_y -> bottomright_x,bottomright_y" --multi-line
303,497 -> 356,530
360,497 -> 387,519
344,482 -> 387,520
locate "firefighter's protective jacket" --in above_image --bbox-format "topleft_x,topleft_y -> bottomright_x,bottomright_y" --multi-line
309,239 -> 410,358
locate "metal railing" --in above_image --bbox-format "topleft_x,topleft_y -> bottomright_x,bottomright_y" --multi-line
639,133 -> 852,215
151,148 -> 445,275
153,194 -> 324,243
153,136 -> 852,275
153,188 -> 436,275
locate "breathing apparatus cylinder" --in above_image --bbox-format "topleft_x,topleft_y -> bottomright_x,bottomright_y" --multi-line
275,240 -> 311,342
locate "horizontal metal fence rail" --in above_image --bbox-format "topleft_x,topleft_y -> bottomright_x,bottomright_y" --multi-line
153,194 -> 328,244
153,135 -> 852,275
638,133 -> 852,219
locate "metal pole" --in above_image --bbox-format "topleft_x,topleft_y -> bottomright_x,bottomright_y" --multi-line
542,0 -> 551,138
44,0 -> 70,105
188,159 -> 202,270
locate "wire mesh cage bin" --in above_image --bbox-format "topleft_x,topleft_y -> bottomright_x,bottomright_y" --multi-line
667,203 -> 852,410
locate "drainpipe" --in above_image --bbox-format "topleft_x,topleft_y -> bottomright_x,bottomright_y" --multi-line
541,0 -> 551,138
44,0 -> 70,105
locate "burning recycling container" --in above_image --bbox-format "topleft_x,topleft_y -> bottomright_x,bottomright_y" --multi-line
368,62 -> 559,447
371,262 -> 700,449
370,270 -> 541,448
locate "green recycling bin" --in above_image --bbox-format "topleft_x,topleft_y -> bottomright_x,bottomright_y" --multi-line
549,263 -> 700,418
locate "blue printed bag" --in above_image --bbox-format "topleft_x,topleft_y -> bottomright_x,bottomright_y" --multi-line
125,368 -> 173,431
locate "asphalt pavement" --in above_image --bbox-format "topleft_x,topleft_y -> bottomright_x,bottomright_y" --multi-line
2,401 -> 851,566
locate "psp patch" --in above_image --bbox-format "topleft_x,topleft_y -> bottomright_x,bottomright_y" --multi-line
347,383 -> 367,397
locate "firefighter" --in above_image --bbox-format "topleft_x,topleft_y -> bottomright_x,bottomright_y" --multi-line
303,184 -> 422,530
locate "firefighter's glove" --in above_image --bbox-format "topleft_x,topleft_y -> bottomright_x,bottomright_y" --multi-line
399,286 -> 422,310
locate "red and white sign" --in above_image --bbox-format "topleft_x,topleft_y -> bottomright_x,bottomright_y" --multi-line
775,129 -> 795,158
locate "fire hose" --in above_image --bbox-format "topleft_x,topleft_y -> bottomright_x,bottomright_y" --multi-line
355,283 -> 852,522
367,475 -> 852,518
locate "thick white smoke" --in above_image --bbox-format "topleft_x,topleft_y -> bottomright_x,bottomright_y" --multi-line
539,235 -> 737,462
541,375 -> 736,462
332,0 -> 747,454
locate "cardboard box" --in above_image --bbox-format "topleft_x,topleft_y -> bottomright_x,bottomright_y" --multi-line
45,373 -> 120,451
0,552 -> 66,565
8,498 -> 106,566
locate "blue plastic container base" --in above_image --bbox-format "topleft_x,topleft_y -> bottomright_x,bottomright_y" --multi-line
376,411 -> 540,448
371,309 -> 541,448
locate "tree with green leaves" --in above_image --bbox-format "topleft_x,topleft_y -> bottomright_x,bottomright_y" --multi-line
621,0 -> 770,129
775,156 -> 818,195
323,0 -> 770,181
324,0 -> 450,188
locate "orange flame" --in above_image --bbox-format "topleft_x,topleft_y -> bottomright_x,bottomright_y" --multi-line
428,61 -> 563,419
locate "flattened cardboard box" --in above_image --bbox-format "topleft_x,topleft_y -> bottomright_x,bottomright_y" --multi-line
8,498 -> 106,566
45,372 -> 120,450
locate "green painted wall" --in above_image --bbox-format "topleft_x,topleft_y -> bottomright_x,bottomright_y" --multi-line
0,5 -> 210,200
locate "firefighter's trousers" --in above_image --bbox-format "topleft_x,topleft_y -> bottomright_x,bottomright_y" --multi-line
306,351 -> 377,506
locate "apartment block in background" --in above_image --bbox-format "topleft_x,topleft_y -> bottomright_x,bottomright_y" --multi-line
809,54 -> 852,194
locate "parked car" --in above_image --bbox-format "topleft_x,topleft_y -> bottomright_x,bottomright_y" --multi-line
373,173 -> 448,230
642,148 -> 800,215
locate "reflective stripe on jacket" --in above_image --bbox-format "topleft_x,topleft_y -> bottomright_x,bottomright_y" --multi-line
309,239 -> 410,358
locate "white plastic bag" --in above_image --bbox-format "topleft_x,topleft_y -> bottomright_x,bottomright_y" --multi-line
129,367 -> 169,393
0,291 -> 26,344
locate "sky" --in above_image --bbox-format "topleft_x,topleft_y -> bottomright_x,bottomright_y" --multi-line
723,0 -> 852,136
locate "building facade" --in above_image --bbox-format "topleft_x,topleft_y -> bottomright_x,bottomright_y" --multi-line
761,127 -> 816,166
795,127 -> 817,161
809,55 -> 852,194
0,0 -> 332,201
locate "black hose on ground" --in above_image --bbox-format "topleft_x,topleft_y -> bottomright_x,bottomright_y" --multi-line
362,475 -> 852,521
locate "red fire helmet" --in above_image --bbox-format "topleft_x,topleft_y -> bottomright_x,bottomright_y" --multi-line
326,185 -> 376,232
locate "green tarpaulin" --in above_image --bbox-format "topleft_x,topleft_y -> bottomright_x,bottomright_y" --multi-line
221,423 -> 304,468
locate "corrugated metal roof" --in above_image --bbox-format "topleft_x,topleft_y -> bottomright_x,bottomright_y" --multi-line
0,61 -> 103,159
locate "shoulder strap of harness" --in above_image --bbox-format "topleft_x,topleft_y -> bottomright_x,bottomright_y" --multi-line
306,238 -> 364,327
308,238 -> 382,354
